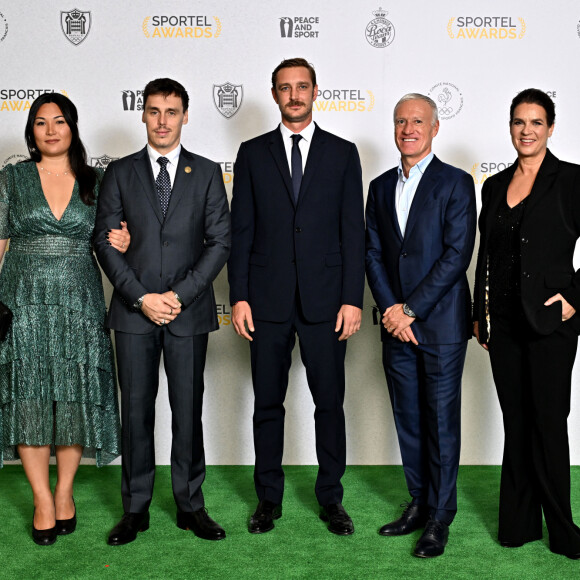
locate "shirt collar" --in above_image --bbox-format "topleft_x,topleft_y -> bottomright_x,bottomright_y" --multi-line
279,120 -> 315,143
397,152 -> 434,180
147,143 -> 182,167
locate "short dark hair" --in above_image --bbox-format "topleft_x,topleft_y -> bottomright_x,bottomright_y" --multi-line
25,92 -> 96,205
510,88 -> 555,126
143,78 -> 189,112
271,58 -> 316,89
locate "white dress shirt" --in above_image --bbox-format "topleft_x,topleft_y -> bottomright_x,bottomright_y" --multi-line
395,152 -> 434,236
279,121 -> 315,175
147,143 -> 181,188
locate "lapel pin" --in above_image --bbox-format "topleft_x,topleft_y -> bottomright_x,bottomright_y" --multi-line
184,166 -> 192,173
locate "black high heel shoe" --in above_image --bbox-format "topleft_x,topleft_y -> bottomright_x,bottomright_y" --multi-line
56,498 -> 77,535
32,509 -> 57,546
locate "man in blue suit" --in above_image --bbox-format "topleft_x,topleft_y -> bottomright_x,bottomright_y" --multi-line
365,93 -> 476,557
228,58 -> 365,536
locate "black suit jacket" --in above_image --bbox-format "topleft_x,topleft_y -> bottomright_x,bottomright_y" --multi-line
94,146 -> 231,336
228,124 -> 365,323
473,149 -> 580,342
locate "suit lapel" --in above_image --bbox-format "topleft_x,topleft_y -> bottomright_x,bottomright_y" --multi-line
133,147 -> 163,224
403,156 -> 441,241
383,171 -> 403,241
298,124 -> 325,206
164,149 -> 195,222
521,149 -> 559,218
268,129 -> 295,205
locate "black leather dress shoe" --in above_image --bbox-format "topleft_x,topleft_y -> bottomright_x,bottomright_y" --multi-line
56,498 -> 76,535
500,540 -> 524,548
379,502 -> 429,536
249,500 -> 282,534
320,503 -> 354,536
32,510 -> 57,546
414,519 -> 449,558
177,508 -> 226,541
107,512 -> 150,546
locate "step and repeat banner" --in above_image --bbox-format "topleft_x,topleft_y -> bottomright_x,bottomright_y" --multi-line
2,1 -> 580,465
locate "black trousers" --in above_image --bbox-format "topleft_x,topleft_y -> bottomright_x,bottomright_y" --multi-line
488,313 -> 580,555
250,304 -> 347,506
115,328 -> 208,514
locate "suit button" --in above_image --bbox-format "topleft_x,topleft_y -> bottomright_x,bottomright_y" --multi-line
523,271 -> 530,278
521,237 -> 528,244
163,241 -> 169,247
291,259 -> 295,264
295,227 -> 302,233
401,252 -> 407,258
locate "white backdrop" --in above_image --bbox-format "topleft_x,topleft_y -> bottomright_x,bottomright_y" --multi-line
1,0 -> 580,465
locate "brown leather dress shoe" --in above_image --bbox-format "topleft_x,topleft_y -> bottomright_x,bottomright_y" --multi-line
249,500 -> 282,534
107,512 -> 150,546
320,503 -> 354,535
177,508 -> 226,540
379,501 -> 429,536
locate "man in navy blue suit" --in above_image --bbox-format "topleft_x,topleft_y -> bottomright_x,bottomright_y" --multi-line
228,58 -> 365,536
365,93 -> 476,557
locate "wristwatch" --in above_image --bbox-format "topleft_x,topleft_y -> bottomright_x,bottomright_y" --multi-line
403,303 -> 416,318
134,295 -> 146,310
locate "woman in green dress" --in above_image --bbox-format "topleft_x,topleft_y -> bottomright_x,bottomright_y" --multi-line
0,93 -> 129,545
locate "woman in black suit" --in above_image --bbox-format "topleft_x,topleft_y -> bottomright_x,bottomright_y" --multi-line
473,88 -> 580,559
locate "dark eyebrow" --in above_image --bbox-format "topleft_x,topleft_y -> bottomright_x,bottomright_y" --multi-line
35,115 -> 65,121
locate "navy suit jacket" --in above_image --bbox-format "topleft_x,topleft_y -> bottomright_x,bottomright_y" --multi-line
228,124 -> 365,323
365,155 -> 476,344
94,146 -> 231,336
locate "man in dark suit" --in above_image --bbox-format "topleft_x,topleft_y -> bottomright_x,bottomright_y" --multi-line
94,78 -> 230,545
228,58 -> 365,535
365,93 -> 476,557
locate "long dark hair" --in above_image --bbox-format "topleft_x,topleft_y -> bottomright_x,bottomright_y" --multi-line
510,88 -> 555,127
25,93 -> 96,206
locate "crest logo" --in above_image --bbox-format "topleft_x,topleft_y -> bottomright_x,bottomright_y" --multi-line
428,82 -> 464,120
1,154 -> 27,169
365,7 -> 395,48
0,11 -> 8,43
213,82 -> 243,119
91,154 -> 119,170
61,8 -> 91,46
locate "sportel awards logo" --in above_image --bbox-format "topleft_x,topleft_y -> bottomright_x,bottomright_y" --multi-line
279,16 -> 320,38
216,304 -> 231,326
365,7 -> 395,48
142,15 -> 221,39
447,16 -> 526,39
91,155 -> 119,170
428,83 -> 463,120
0,11 -> 8,42
218,162 -> 234,185
213,82 -> 243,119
314,89 -> 375,113
61,8 -> 91,46
1,154 -> 27,169
470,162 -> 514,185
122,90 -> 144,111
1,89 -> 68,112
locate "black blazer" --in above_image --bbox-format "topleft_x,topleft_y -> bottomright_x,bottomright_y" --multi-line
228,124 -> 365,323
473,149 -> 580,342
94,146 -> 231,336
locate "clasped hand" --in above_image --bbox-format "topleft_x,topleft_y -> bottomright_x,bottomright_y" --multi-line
383,303 -> 418,345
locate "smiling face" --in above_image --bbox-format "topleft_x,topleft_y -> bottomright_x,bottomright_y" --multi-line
394,99 -> 439,174
32,102 -> 72,159
142,92 -> 189,155
271,66 -> 318,131
510,102 -> 554,160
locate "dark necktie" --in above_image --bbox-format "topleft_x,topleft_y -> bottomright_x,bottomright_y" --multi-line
156,156 -> 171,217
291,134 -> 303,203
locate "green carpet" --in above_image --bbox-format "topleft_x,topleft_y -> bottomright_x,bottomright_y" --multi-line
0,466 -> 579,579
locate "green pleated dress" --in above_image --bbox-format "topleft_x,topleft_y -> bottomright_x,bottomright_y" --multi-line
0,161 -> 120,467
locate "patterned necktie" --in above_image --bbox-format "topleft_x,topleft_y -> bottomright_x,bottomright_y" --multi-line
156,156 -> 171,217
291,134 -> 303,203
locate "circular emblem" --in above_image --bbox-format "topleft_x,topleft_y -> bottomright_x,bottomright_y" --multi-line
365,8 -> 395,48
0,12 -> 8,42
428,82 -> 464,120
